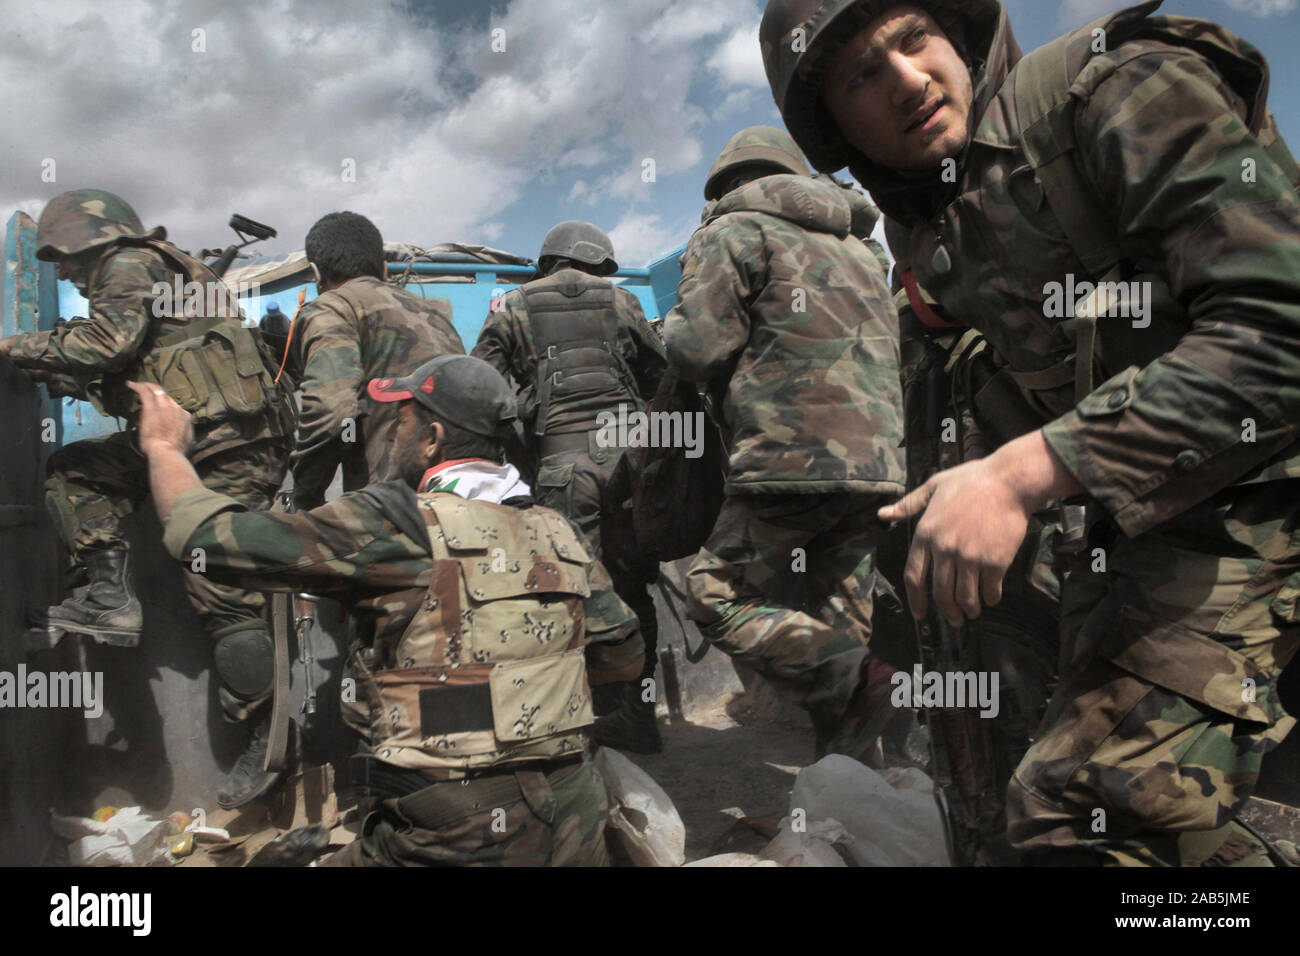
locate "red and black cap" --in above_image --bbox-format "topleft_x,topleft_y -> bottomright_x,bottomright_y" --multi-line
367,355 -> 517,438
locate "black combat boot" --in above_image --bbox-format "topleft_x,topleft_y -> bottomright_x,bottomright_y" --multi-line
46,549 -> 143,647
591,679 -> 663,754
218,713 -> 295,810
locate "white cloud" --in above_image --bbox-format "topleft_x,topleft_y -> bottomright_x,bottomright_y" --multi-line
607,210 -> 696,267
709,24 -> 767,88
0,0 -> 768,257
713,89 -> 759,122
0,0 -> 518,253
1223,0 -> 1298,14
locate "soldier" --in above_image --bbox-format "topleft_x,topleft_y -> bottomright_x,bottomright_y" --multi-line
471,221 -> 667,753
128,355 -> 643,866
0,189 -> 296,808
662,126 -> 907,762
761,0 -> 1300,864
287,211 -> 464,510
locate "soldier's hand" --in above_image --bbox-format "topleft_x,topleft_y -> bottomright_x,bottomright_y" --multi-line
0,335 -> 17,355
879,429 -> 1083,627
127,381 -> 194,457
879,458 -> 1030,627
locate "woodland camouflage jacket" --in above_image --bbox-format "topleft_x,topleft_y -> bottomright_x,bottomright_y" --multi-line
664,172 -> 905,496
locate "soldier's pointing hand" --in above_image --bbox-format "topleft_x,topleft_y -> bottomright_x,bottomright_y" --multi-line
879,429 -> 1082,627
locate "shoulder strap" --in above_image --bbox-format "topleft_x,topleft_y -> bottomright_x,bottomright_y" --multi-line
1012,8 -> 1143,281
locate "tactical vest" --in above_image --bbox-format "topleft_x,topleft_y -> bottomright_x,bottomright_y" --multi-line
85,237 -> 295,459
521,269 -> 639,438
358,492 -> 597,772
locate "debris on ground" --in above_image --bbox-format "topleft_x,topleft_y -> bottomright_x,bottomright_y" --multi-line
596,746 -> 686,867
50,806 -> 178,866
791,755 -> 951,866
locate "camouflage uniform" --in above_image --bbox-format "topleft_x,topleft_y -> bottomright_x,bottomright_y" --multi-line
286,276 -> 464,509
663,169 -> 906,740
764,0 -> 1300,863
8,192 -> 293,718
159,471 -> 639,866
471,266 -> 666,684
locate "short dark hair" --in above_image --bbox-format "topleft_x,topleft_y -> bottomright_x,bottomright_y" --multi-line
411,402 -> 504,462
305,211 -> 384,285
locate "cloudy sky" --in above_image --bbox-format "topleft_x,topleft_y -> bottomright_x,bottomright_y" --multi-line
1,0 -> 1296,268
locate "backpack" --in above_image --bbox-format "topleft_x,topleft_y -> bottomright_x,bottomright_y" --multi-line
601,365 -> 727,564
1011,0 -> 1300,403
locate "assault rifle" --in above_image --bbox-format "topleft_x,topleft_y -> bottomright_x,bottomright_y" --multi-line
265,491 -> 318,772
907,331 -> 1005,867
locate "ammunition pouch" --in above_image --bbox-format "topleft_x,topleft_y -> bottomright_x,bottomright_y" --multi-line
139,321 -> 279,423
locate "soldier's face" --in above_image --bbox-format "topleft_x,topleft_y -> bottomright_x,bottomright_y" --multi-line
819,5 -> 973,172
392,401 -> 444,489
56,252 -> 92,295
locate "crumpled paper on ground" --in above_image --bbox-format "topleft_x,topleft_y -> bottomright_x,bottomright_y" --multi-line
50,807 -> 176,866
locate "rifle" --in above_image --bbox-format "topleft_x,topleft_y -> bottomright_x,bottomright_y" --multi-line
906,327 -> 1005,867
209,214 -> 277,279
264,492 -> 318,772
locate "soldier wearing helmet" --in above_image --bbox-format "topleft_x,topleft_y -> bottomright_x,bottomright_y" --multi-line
0,188 -> 296,809
762,0 -> 1300,866
663,126 -> 907,764
471,221 -> 667,753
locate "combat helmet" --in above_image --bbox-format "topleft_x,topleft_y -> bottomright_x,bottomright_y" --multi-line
704,125 -> 811,201
35,188 -> 161,261
760,0 -> 999,171
537,221 -> 618,276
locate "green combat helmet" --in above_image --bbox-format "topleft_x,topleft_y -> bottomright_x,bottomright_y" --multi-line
35,188 -> 162,261
537,220 -> 618,276
759,0 -> 994,171
703,125 -> 811,201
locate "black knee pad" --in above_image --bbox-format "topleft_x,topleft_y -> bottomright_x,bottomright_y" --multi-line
213,626 -> 275,700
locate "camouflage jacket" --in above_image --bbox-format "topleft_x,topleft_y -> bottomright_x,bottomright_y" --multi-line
471,269 -> 666,438
8,239 -> 292,460
663,173 -> 906,496
286,276 -> 464,508
863,1 -> 1300,538
161,476 -> 639,774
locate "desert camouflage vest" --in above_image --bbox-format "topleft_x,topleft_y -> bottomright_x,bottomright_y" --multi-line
86,237 -> 294,455
521,269 -> 638,437
360,492 -> 596,772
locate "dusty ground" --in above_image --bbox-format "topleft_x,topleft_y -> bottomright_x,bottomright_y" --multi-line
632,695 -> 815,862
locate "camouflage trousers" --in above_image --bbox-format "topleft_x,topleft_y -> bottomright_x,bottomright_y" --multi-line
683,492 -> 886,731
1006,481 -> 1300,866
328,757 -> 610,866
45,431 -> 288,716
534,438 -> 659,675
